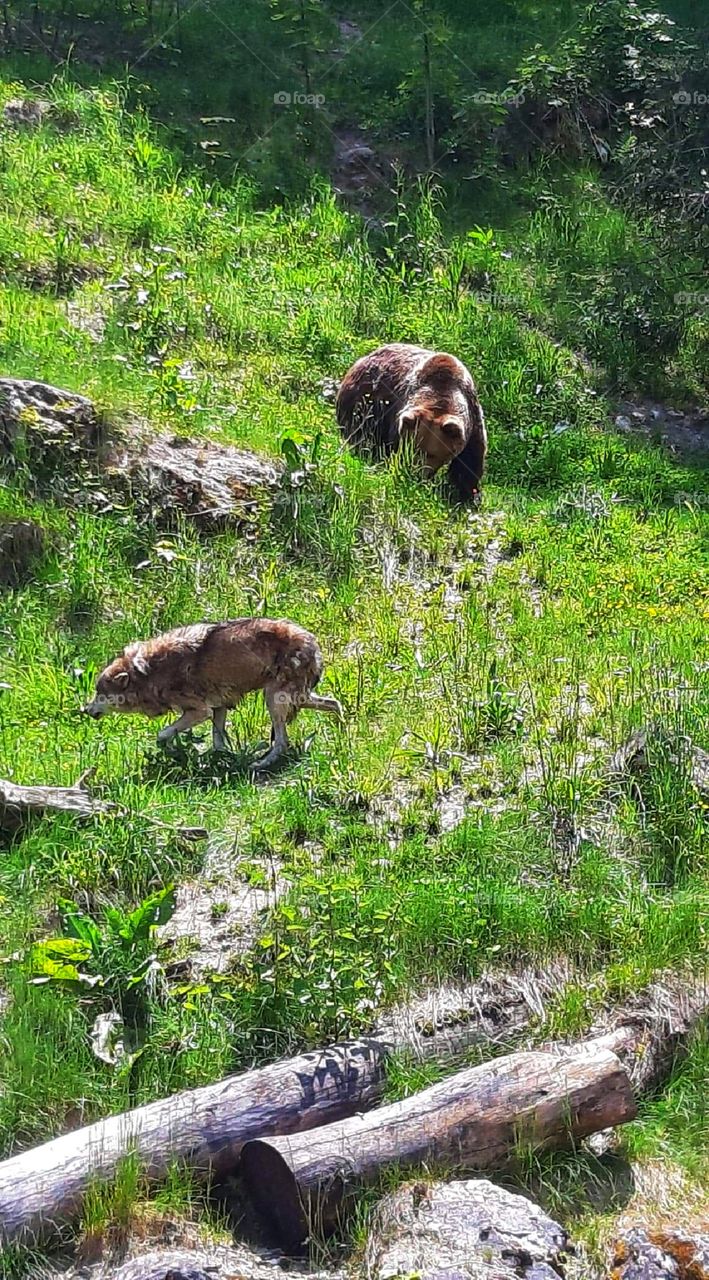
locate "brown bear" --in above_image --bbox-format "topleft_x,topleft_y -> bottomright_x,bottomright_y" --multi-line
336,343 -> 487,498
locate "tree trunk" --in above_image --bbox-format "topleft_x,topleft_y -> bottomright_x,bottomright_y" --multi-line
422,24 -> 435,168
241,1041 -> 636,1249
0,1039 -> 388,1246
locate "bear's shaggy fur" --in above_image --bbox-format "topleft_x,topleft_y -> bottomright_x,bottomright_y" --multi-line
336,343 -> 487,497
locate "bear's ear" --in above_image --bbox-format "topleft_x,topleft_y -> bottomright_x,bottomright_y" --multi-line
419,353 -> 461,385
398,411 -> 417,437
440,418 -> 464,441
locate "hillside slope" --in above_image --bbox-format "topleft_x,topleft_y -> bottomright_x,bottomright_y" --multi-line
0,72 -> 707,1280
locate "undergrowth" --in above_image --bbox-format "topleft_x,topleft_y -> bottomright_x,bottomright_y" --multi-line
0,18 -> 707,1277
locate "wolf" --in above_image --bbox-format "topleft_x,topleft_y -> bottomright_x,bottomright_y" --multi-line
84,617 -> 342,770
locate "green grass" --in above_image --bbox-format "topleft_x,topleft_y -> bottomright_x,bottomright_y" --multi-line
0,48 -> 707,1280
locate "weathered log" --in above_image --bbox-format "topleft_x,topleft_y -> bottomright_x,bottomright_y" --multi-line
0,770 -> 207,839
374,964 -> 571,1067
0,770 -> 114,830
241,1040 -> 637,1249
0,1039 -> 388,1246
582,971 -> 709,1096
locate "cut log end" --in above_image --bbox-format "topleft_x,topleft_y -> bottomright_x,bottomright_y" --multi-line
241,1137 -> 337,1251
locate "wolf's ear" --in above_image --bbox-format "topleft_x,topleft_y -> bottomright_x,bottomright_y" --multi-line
440,417 -> 464,440
114,670 -> 130,687
125,644 -> 150,676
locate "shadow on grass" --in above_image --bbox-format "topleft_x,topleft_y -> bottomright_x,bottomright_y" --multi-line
138,736 -> 301,789
506,1148 -> 636,1221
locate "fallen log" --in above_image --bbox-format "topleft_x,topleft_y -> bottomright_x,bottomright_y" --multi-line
2,973 -> 701,1249
0,769 -> 207,840
0,1038 -> 388,1246
241,1039 -> 636,1250
0,770 -> 114,830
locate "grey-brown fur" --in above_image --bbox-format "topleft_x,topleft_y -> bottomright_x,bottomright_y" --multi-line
84,618 -> 342,769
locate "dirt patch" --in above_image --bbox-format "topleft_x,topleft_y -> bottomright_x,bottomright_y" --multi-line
336,17 -> 362,42
66,297 -> 107,343
615,399 -> 709,459
160,835 -> 283,978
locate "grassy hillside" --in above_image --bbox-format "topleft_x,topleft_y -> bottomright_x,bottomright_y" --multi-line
0,10 -> 707,1277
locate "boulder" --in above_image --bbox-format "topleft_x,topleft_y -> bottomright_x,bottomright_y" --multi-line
2,98 -> 51,128
609,1228 -> 709,1279
365,1178 -> 569,1280
0,377 -> 282,524
0,377 -> 102,462
610,1230 -> 680,1279
108,430 -> 282,525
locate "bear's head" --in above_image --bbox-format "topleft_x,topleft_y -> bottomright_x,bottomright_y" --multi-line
396,354 -> 470,476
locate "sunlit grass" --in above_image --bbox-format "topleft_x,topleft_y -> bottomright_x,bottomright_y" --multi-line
0,72 -> 706,1272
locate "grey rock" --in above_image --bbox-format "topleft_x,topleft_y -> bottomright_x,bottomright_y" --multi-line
613,399 -> 709,457
59,1239 -> 347,1280
0,377 -> 99,453
108,1252 -> 216,1279
2,98 -> 51,128
610,1228 -> 709,1279
366,1178 -> 569,1280
609,1229 -> 679,1278
0,377 -> 281,520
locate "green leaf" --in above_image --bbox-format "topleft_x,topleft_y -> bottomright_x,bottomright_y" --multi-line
120,886 -> 176,945
32,937 -> 92,965
58,900 -> 103,954
104,906 -> 128,936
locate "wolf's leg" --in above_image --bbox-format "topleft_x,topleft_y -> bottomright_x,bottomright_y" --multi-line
301,692 -> 344,718
212,706 -> 232,752
252,689 -> 291,771
157,705 -> 210,746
